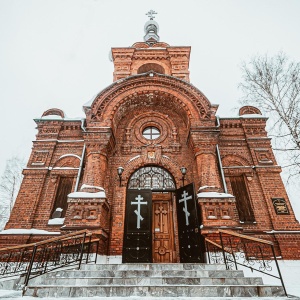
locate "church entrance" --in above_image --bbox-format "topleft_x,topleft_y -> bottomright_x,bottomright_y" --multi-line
122,166 -> 204,263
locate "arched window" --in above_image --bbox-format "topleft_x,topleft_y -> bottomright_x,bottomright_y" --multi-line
128,166 -> 175,190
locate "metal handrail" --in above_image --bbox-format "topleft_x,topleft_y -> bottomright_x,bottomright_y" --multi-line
205,229 -> 287,296
0,229 -> 91,252
0,230 -> 99,291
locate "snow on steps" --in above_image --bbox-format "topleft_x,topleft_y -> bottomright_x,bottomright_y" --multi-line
21,263 -> 290,298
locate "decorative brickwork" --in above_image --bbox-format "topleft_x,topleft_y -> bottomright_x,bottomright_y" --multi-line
1,24 -> 300,260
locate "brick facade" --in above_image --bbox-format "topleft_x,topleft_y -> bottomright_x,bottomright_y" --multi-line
1,23 -> 300,260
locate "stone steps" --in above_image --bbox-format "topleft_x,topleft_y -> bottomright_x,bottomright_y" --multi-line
79,263 -> 226,271
24,263 -> 287,298
29,276 -> 263,285
33,269 -> 245,279
24,285 -> 286,298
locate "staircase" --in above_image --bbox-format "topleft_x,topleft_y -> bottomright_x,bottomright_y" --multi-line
23,263 -> 288,298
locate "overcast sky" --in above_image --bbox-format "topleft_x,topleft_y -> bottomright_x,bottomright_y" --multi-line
0,0 -> 299,218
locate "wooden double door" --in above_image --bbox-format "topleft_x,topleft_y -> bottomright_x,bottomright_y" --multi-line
122,190 -> 176,263
123,184 -> 204,263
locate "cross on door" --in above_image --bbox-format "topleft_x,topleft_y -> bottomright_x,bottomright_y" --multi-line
179,190 -> 192,225
155,205 -> 168,230
131,195 -> 148,229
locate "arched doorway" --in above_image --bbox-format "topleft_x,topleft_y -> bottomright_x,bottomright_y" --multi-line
122,165 -> 204,263
123,166 -> 176,263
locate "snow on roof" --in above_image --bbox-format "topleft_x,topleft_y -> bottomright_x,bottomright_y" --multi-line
0,229 -> 61,235
197,192 -> 235,198
82,96 -> 95,107
240,114 -> 267,118
35,116 -> 84,122
219,115 -> 267,120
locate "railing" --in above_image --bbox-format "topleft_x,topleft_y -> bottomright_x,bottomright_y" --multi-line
0,230 -> 99,290
205,229 -> 287,296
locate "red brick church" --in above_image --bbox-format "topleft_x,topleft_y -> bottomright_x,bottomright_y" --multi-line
1,12 -> 300,260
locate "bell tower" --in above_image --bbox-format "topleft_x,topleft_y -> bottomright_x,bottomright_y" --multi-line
111,11 -> 191,82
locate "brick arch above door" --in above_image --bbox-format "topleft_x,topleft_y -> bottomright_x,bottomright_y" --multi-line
119,153 -> 185,190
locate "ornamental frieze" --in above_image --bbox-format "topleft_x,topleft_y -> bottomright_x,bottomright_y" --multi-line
245,127 -> 266,135
88,74 -> 212,122
112,92 -> 191,127
39,127 -> 60,134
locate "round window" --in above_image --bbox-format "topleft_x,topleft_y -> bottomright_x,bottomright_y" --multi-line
142,126 -> 161,140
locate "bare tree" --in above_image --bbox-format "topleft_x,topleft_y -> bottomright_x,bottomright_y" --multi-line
239,52 -> 300,178
0,156 -> 25,230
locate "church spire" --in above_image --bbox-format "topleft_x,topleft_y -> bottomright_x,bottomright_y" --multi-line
144,10 -> 160,46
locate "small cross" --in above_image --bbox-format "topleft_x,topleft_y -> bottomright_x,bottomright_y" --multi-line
155,206 -> 167,215
146,10 -> 157,20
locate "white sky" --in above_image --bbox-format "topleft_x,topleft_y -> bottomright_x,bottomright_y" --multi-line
0,0 -> 299,218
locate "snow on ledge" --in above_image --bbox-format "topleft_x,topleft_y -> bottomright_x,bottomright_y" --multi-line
48,218 -> 65,225
0,229 -> 61,235
198,185 -> 216,191
197,192 -> 235,198
68,191 -> 106,198
68,184 -> 106,198
80,184 -> 104,191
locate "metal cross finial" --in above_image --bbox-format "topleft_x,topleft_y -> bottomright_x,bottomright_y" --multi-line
146,10 -> 157,20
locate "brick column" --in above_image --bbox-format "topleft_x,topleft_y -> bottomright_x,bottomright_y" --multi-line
195,152 -> 221,191
82,146 -> 108,188
189,129 -> 222,192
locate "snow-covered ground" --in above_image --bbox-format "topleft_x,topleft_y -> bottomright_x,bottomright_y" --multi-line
242,260 -> 300,297
0,260 -> 299,299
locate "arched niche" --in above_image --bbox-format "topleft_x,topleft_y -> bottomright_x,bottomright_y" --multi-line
53,155 -> 81,168
222,154 -> 252,167
137,63 -> 165,74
